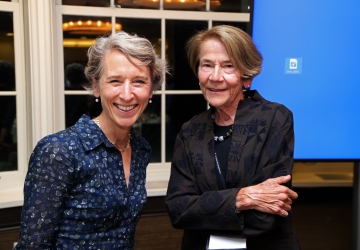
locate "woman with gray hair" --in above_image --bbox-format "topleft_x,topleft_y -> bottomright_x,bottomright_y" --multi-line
165,25 -> 300,249
16,31 -> 167,250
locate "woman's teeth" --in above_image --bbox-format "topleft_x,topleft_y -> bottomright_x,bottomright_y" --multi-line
116,105 -> 135,111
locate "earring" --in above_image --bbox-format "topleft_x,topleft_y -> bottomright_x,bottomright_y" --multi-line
149,99 -> 152,104
95,98 -> 99,102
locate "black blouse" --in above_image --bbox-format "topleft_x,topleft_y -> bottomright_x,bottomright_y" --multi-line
165,90 -> 300,250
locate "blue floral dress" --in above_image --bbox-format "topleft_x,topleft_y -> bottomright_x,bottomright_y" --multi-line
15,114 -> 151,250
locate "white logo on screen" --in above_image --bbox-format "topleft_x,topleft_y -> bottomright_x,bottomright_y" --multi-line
289,58 -> 298,69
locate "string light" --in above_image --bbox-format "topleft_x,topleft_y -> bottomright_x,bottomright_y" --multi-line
62,20 -> 122,35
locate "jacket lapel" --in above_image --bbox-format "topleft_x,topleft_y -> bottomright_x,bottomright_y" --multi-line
201,117 -> 219,191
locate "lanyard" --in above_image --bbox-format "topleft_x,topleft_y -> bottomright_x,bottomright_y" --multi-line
214,152 -> 227,190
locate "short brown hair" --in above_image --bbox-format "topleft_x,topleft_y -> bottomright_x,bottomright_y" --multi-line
186,25 -> 263,79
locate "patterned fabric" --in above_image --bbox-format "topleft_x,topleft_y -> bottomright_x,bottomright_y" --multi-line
165,90 -> 300,250
15,114 -> 151,250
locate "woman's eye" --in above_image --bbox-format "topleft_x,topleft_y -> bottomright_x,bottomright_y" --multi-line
134,80 -> 145,84
223,64 -> 235,73
200,64 -> 212,71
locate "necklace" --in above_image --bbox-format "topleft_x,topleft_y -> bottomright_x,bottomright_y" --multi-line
214,125 -> 233,142
92,117 -> 131,152
211,113 -> 234,142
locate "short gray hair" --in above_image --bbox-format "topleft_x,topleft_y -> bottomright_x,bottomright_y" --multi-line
84,31 -> 167,91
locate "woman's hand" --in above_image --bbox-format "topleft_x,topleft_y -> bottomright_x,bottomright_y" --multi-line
235,175 -> 298,217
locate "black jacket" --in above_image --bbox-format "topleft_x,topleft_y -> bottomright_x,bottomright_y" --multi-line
165,90 -> 300,250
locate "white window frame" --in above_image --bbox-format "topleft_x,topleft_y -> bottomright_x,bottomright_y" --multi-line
0,0 -> 60,208
0,0 -> 28,208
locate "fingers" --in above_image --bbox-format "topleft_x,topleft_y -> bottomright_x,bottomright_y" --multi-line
236,182 -> 298,217
266,175 -> 291,185
261,175 -> 298,200
288,189 -> 298,200
248,195 -> 291,217
280,210 -> 289,217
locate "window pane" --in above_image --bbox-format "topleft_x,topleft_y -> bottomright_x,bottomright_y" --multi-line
63,15 -> 111,127
62,0 -> 110,7
115,17 -> 161,56
63,15 -> 113,68
0,11 -> 15,91
0,96 -> 17,172
65,94 -> 101,128
0,11 -> 17,172
166,20 -> 207,90
116,0 -> 207,10
212,21 -> 251,35
164,0 -> 205,11
134,95 -> 161,162
166,94 -> 207,162
115,18 -> 161,89
116,0 -> 159,10
211,0 -> 251,13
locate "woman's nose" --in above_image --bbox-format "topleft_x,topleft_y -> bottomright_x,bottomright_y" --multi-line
209,65 -> 223,81
120,82 -> 133,100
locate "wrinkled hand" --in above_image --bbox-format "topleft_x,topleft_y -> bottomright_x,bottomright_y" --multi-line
235,175 -> 298,217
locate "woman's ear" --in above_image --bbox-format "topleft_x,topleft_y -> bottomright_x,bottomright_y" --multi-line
242,78 -> 253,89
92,78 -> 100,97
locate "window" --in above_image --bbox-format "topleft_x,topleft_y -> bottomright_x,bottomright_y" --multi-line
57,0 -> 252,186
0,1 -> 252,207
0,1 -> 27,204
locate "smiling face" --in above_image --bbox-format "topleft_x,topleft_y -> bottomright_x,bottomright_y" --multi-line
93,49 -> 152,132
198,37 -> 252,112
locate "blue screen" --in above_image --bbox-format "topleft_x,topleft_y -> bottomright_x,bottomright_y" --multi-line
252,0 -> 360,160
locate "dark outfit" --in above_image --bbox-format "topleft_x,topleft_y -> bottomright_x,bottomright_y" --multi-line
16,115 -> 151,250
165,90 -> 300,250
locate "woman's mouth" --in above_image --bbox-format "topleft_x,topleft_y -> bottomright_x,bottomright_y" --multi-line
115,104 -> 136,111
209,88 -> 225,92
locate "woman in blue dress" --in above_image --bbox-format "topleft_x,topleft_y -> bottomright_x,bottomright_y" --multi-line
16,31 -> 167,250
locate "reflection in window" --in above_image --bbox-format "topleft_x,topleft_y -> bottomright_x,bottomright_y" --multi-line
116,0 -> 159,10
63,15 -> 113,67
65,94 -> 101,128
166,94 -> 207,161
211,0 -> 251,13
164,0 -> 205,11
63,15 -> 112,128
116,0 -> 251,11
115,18 -> 161,57
0,11 -> 15,90
166,20 -> 207,90
134,95 -> 161,162
62,0 -> 110,7
0,11 -> 17,172
116,0 -> 207,10
0,96 -> 17,172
